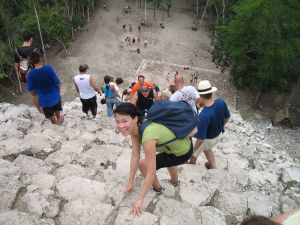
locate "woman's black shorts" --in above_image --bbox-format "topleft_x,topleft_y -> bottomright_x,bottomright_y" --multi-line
156,141 -> 193,170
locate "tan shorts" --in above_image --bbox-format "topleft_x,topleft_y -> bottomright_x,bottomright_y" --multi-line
193,133 -> 222,158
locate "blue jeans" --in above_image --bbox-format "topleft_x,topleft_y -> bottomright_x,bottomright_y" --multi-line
106,97 -> 120,117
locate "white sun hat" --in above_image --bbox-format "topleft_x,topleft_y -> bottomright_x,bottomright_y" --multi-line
197,80 -> 217,94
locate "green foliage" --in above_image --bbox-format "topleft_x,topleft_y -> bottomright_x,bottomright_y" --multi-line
0,0 -> 97,81
224,0 -> 300,92
72,16 -> 87,28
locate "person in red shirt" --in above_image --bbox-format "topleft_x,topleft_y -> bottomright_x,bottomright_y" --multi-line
130,75 -> 155,99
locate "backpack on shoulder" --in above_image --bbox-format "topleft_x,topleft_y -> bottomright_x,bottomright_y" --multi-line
139,100 -> 197,147
15,48 -> 31,83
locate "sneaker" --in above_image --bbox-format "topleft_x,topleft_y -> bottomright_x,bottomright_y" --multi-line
92,118 -> 99,122
82,113 -> 88,118
153,186 -> 165,195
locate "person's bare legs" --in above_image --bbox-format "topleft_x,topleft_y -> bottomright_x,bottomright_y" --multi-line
54,111 -> 64,124
139,159 -> 161,189
187,155 -> 197,164
167,166 -> 179,185
48,115 -> 59,124
204,149 -> 216,169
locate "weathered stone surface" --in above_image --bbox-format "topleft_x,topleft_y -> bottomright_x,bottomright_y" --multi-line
14,155 -> 52,175
0,99 -> 299,224
56,176 -> 106,201
0,103 -> 31,123
196,206 -> 226,225
247,192 -> 272,217
23,186 -> 60,218
55,164 -> 96,179
0,209 -> 54,225
282,166 -> 300,184
154,198 -> 196,225
115,207 -> 159,225
180,183 -> 215,207
214,192 -> 247,216
0,159 -> 22,209
59,199 -> 113,225
0,138 -> 31,159
29,173 -> 56,190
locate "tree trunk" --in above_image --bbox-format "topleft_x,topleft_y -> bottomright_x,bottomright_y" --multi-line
71,26 -> 75,41
199,0 -> 209,28
87,6 -> 90,23
253,89 -> 262,109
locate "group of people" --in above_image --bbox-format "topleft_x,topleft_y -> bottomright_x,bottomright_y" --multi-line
113,72 -> 230,215
14,31 -> 299,224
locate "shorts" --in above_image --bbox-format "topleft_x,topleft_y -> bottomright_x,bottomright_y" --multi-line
42,101 -> 62,119
156,142 -> 193,170
193,133 -> 222,158
80,95 -> 97,115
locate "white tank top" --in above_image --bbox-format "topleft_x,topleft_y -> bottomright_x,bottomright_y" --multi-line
74,74 -> 96,99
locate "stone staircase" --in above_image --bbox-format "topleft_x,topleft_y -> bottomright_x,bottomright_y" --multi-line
0,99 -> 299,225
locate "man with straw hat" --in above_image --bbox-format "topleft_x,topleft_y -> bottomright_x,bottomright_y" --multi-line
187,80 -> 230,168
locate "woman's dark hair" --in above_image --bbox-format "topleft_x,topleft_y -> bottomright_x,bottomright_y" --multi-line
116,77 -> 123,85
114,103 -> 143,125
29,50 -> 41,64
241,215 -> 280,225
104,75 -> 111,84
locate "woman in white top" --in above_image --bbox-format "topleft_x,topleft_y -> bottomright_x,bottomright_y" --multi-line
74,64 -> 101,119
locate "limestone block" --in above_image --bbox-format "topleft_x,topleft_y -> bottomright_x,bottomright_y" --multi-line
282,166 -> 300,184
14,155 -> 52,175
0,175 -> 22,209
0,103 -> 31,123
0,138 -> 31,159
247,192 -> 272,217
0,160 -> 22,209
63,128 -> 81,140
59,199 -> 113,225
248,170 -> 280,191
56,176 -> 106,201
154,198 -> 196,225
0,209 -> 54,225
180,183 -> 215,207
79,144 -> 125,171
214,191 -> 247,216
0,159 -> 21,179
30,173 -> 56,189
96,128 -> 126,145
196,206 -> 226,225
45,150 -> 79,166
103,149 -> 131,182
79,131 -> 97,141
115,207 -> 159,225
56,164 -> 96,179
23,186 -> 60,218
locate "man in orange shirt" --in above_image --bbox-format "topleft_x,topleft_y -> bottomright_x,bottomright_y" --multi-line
130,75 -> 155,99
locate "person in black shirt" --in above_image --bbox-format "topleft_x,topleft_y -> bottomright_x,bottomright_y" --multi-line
130,86 -> 159,116
14,31 -> 35,83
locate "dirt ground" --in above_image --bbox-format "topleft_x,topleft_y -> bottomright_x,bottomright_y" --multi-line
1,0 -> 299,126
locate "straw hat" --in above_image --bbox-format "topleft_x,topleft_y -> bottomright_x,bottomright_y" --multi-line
197,80 -> 217,94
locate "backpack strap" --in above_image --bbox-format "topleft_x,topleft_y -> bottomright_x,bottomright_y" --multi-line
15,47 -> 21,59
139,120 -> 180,148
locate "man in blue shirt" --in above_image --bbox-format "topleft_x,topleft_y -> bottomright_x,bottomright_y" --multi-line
188,80 -> 230,168
27,50 -> 63,124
